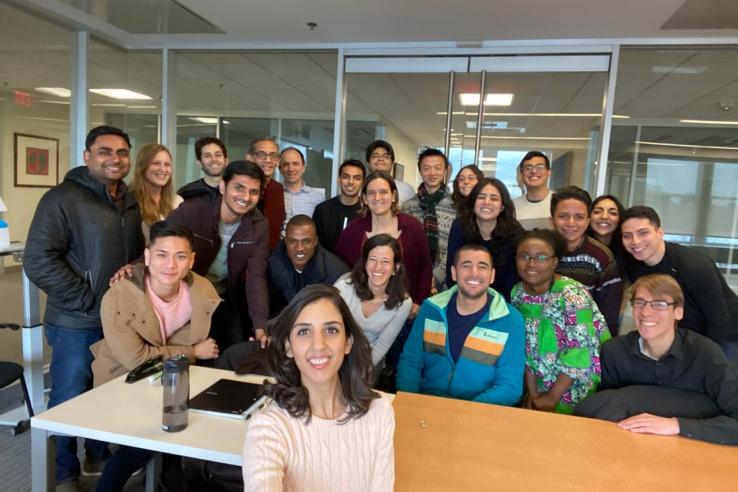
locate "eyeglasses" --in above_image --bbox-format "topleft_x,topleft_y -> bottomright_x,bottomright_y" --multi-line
252,151 -> 281,161
522,164 -> 548,173
630,299 -> 676,311
370,153 -> 392,161
516,253 -> 552,263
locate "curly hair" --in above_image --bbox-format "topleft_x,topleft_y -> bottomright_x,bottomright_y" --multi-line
263,284 -> 379,424
451,164 -> 484,215
460,177 -> 519,241
348,234 -> 408,310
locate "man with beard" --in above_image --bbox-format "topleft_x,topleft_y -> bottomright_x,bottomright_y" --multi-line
396,244 -> 525,406
178,136 -> 228,201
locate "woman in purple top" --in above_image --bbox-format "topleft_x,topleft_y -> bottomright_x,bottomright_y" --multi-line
335,171 -> 432,317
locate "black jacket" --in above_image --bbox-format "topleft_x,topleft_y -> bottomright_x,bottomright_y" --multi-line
24,166 -> 144,329
267,241 -> 349,315
177,178 -> 219,201
625,242 -> 738,343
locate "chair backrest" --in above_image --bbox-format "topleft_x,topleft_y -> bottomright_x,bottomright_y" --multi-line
0,323 -> 20,331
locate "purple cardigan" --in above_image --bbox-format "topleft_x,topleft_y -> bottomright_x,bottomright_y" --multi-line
335,213 -> 432,305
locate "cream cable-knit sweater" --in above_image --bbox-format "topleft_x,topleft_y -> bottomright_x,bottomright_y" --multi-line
242,392 -> 395,491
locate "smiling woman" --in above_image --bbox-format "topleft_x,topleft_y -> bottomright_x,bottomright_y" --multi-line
242,284 -> 395,491
132,143 -> 183,243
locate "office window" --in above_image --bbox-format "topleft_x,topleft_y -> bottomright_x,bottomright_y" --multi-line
173,51 -> 337,193
606,47 -> 738,282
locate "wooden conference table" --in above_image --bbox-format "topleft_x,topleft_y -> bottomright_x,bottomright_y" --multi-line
32,368 -> 738,491
393,391 -> 738,491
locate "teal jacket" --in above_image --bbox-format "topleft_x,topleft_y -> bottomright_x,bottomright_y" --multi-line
396,286 -> 525,406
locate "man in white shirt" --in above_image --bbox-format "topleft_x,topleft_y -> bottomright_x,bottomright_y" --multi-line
512,151 -> 553,230
366,139 -> 415,204
280,147 -> 325,221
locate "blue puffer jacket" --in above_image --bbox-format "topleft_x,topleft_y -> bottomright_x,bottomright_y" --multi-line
396,286 -> 525,406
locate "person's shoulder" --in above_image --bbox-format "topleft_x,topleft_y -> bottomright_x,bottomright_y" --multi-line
666,242 -> 713,271
189,270 -> 220,299
370,392 -> 394,414
398,212 -> 423,229
602,331 -> 636,356
313,196 -> 338,214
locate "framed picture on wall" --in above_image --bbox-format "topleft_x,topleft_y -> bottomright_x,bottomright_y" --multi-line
14,133 -> 59,188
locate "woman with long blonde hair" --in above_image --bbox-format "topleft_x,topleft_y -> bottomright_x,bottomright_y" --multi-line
132,143 -> 183,243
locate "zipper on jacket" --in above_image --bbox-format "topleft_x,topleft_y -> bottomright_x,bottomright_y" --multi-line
230,240 -> 256,249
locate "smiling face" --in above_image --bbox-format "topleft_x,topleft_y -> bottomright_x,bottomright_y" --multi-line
474,183 -> 503,223
451,248 -> 495,300
287,298 -> 353,393
143,150 -> 173,188
279,149 -> 306,188
632,286 -> 682,345
590,198 -> 620,241
144,236 -> 194,292
457,168 -> 479,197
515,238 -> 558,295
247,140 -> 280,180
520,155 -> 550,190
551,198 -> 590,251
621,218 -> 666,266
365,245 -> 397,292
219,174 -> 261,222
363,177 -> 395,217
419,155 -> 447,193
367,147 -> 394,173
84,134 -> 131,185
339,164 -> 364,199
199,143 -> 226,178
285,223 -> 318,271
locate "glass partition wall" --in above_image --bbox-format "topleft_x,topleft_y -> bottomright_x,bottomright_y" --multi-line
342,54 -> 611,196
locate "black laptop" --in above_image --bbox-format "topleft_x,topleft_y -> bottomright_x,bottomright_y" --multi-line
189,379 -> 267,420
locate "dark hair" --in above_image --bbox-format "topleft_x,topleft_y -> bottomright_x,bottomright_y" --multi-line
518,151 -> 550,171
622,205 -> 661,228
461,177 -> 519,241
148,221 -> 193,249
631,274 -> 684,309
360,171 -> 400,216
453,243 -> 493,267
551,186 -> 593,216
515,229 -> 567,259
339,159 -> 366,179
264,284 -> 378,423
223,160 -> 266,189
416,147 -> 449,172
451,164 -> 484,215
349,234 -> 408,310
285,214 -> 316,233
248,137 -> 279,154
85,125 -> 131,151
365,140 -> 395,162
587,194 -> 626,242
281,146 -> 305,164
194,136 -> 227,161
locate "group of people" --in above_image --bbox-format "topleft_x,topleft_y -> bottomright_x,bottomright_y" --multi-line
22,125 -> 738,491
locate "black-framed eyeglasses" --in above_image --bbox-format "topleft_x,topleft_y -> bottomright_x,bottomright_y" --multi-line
252,151 -> 280,161
522,164 -> 547,173
630,299 -> 676,311
516,253 -> 552,264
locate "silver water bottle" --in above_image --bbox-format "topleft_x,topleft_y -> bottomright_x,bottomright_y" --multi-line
162,356 -> 190,432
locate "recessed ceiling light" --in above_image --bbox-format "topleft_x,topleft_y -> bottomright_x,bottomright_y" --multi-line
190,117 -> 218,124
679,119 -> 738,125
89,88 -> 152,100
127,105 -> 157,109
36,87 -> 71,97
38,99 -> 70,105
91,103 -> 126,108
459,93 -> 513,107
652,66 -> 706,75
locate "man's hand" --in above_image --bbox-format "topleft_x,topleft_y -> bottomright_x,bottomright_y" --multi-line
618,413 -> 680,436
194,338 -> 219,360
409,303 -> 420,319
249,328 -> 268,349
531,392 -> 558,412
109,264 -> 134,285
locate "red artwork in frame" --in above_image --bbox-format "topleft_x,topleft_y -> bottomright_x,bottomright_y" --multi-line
14,133 -> 59,188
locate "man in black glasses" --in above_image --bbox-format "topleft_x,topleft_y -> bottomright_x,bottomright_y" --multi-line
246,137 -> 285,250
575,274 -> 738,446
621,205 -> 738,358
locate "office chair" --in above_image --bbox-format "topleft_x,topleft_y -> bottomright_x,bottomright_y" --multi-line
0,322 -> 34,435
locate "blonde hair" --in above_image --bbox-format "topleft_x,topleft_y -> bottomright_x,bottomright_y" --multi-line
132,144 -> 175,226
631,274 -> 684,308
